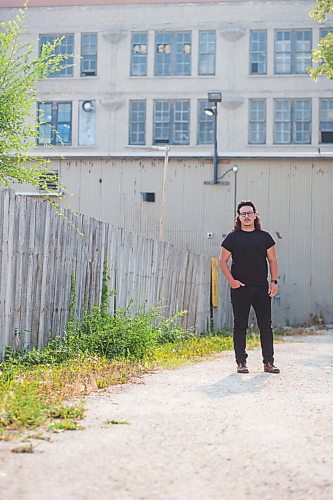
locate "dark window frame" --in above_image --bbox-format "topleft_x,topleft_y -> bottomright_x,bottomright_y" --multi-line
37,101 -> 72,146
39,33 -> 74,78
81,33 -> 97,77
153,99 -> 190,145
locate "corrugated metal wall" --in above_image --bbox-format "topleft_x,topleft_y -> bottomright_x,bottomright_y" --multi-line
57,157 -> 333,326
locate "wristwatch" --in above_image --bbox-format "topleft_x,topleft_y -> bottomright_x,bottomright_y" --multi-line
270,280 -> 278,284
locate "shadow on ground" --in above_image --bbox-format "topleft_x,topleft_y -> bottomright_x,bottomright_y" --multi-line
197,372 -> 273,399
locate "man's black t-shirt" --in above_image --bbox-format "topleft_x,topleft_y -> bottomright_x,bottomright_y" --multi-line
221,229 -> 275,286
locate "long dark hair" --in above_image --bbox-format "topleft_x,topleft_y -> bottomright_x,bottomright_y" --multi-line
233,200 -> 262,231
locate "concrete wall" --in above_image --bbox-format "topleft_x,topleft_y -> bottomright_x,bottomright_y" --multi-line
1,0 -> 331,156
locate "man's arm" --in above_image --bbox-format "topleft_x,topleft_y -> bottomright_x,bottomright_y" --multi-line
219,247 -> 245,289
267,245 -> 279,297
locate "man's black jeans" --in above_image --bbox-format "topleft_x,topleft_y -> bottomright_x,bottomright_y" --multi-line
231,285 -> 274,365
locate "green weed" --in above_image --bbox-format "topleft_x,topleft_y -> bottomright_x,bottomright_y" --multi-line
48,419 -> 82,432
0,300 -> 262,433
11,444 -> 34,453
104,419 -> 130,425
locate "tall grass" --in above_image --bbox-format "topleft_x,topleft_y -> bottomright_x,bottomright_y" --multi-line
0,302 -> 260,434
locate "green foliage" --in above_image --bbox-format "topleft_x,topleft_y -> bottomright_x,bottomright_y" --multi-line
310,0 -> 333,22
104,419 -> 130,425
0,292 -> 262,432
3,300 -> 193,367
309,0 -> 333,80
3,337 -> 78,367
0,6 -> 70,191
65,304 -> 189,361
48,419 -> 82,432
0,381 -> 48,428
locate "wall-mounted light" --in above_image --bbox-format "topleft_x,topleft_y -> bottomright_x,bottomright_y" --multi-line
204,107 -> 216,117
82,100 -> 94,112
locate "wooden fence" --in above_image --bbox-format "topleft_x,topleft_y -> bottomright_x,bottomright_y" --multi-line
0,190 -> 231,355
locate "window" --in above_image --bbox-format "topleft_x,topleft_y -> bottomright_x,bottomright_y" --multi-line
141,192 -> 155,202
197,99 -> 214,144
250,30 -> 267,74
320,28 -> 333,39
39,34 -> 74,77
320,99 -> 333,143
37,102 -> 72,145
155,32 -> 191,76
81,33 -> 97,76
131,32 -> 148,76
274,99 -> 311,144
129,100 -> 146,145
274,30 -> 312,74
249,99 -> 266,144
198,31 -> 216,75
153,100 -> 190,144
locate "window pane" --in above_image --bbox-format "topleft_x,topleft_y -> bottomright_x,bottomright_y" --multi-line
56,103 -> 72,144
56,35 -> 74,77
249,99 -> 266,144
40,33 -> 74,77
38,124 -> 52,145
81,33 -> 97,76
250,31 -> 267,74
197,99 -> 214,144
295,30 -> 312,73
37,101 -> 72,146
275,31 -> 291,73
155,32 -> 191,76
294,100 -> 311,143
129,100 -> 146,145
153,100 -> 190,145
274,99 -> 311,144
175,32 -> 191,75
275,30 -> 312,74
199,31 -> 216,75
274,100 -> 291,143
55,123 -> 71,144
155,33 -> 172,76
37,103 -> 52,145
173,100 -> 189,144
154,100 -> 171,143
131,32 -> 148,76
320,99 -> 333,142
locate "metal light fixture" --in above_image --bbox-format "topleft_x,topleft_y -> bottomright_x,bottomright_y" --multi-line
204,90 -> 222,184
208,90 -> 222,103
204,107 -> 215,117
82,100 -> 94,112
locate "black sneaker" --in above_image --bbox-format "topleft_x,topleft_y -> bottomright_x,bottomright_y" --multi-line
237,362 -> 249,374
264,362 -> 280,374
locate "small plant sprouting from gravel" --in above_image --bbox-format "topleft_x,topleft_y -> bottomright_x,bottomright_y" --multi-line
104,419 -> 130,425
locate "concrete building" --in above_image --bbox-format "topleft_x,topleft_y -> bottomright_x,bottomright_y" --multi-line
1,0 -> 333,325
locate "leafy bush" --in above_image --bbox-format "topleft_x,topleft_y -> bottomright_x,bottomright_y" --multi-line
66,305 -> 159,361
2,303 -> 193,367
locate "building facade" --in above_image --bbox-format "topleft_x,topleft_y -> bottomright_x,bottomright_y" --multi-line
1,0 -> 333,325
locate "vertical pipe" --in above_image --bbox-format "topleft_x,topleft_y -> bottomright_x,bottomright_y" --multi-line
234,168 -> 238,216
213,106 -> 218,184
159,146 -> 170,240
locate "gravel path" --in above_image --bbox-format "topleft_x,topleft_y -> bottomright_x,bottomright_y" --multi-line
1,332 -> 333,500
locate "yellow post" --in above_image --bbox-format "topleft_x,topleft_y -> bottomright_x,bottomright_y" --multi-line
211,256 -> 219,308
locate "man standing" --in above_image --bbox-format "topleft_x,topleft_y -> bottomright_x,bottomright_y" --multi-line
219,201 -> 280,374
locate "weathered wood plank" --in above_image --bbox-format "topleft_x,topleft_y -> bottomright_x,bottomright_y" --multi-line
0,190 -> 216,355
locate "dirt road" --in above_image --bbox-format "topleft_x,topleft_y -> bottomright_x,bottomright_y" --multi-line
1,332 -> 333,500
